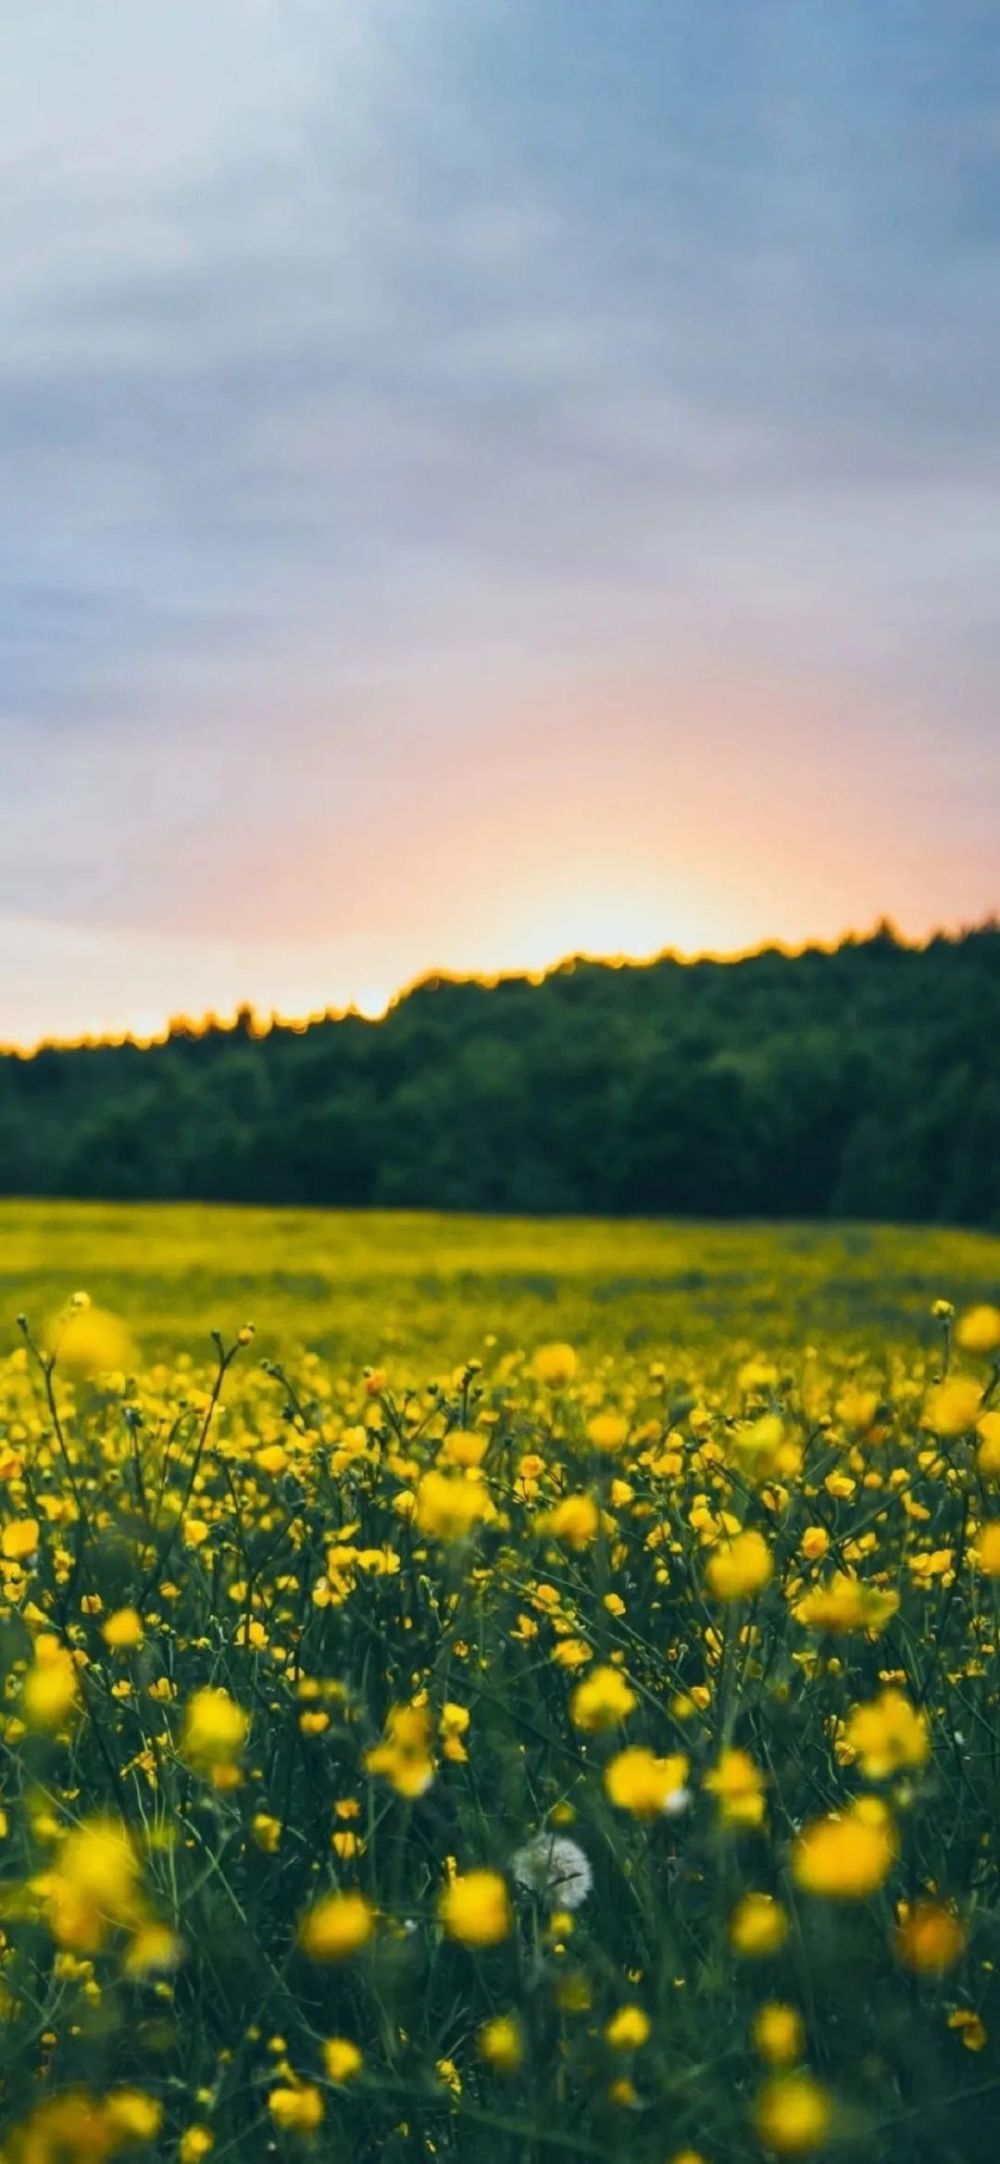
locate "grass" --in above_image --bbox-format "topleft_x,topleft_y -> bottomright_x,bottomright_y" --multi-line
1,1201 -> 998,1365
0,1205 -> 998,2163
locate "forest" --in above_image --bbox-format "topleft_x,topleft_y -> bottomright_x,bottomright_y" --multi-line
1,923 -> 997,1224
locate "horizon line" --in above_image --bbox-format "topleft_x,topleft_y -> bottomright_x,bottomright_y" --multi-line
3,913 -> 996,1062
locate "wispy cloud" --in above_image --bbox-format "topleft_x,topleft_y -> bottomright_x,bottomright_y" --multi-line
1,0 -> 998,1036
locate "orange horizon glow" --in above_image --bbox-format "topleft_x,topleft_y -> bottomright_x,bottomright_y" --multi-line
4,912 -> 990,1061
4,660 -> 997,1059
4,10 -> 999,1081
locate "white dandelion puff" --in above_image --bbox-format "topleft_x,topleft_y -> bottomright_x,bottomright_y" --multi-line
663,1785 -> 691,1817
510,1833 -> 593,1911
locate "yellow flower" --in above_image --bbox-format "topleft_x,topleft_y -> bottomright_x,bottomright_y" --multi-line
604,1746 -> 690,1818
586,1411 -> 629,1452
548,1493 -> 600,1549
413,1470 -> 494,1542
739,1356 -> 778,1393
533,1342 -> 578,1386
976,1410 -> 1000,1479
3,2095 -> 112,2161
268,2085 -> 324,2132
439,1701 -> 470,1753
908,1546 -> 953,1584
102,1607 -> 143,1652
948,2009 -> 987,2051
754,2072 -> 832,2153
322,2037 -> 363,2083
975,1522 -> 1000,1577
604,2005 -> 651,2050
439,1868 -> 511,1946
256,1443 -> 288,1477
439,1428 -> 488,1469
54,1302 -> 134,1379
364,1703 -> 436,1797
792,1800 -> 897,1899
477,2013 -> 523,2073
753,2003 -> 804,2064
298,1891 -> 375,1961
705,1530 -> 773,1601
2,1516 -> 40,1565
730,1415 -> 790,1482
729,1893 -> 789,1957
43,1816 -> 142,1950
793,1572 -> 899,1636
553,1637 -> 593,1670
799,1527 -> 830,1562
922,1376 -> 982,1437
22,1635 -> 79,1731
704,1748 -> 766,1828
894,1900 -> 965,1973
104,2091 -> 163,2142
570,1664 -> 636,1733
843,1689 -> 929,1780
825,1472 -> 855,1502
835,1385 -> 882,1437
123,1922 -> 182,1977
252,1813 -> 283,1853
181,1688 -> 248,1771
179,2129 -> 214,2164
956,1304 -> 1000,1355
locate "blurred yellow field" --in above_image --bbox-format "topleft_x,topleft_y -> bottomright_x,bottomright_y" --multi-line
2,1201 -> 999,1366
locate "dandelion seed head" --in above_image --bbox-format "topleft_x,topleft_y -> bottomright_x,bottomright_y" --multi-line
511,1833 -> 593,1910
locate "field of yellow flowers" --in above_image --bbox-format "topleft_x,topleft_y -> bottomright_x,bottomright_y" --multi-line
1,1204 -> 1000,2163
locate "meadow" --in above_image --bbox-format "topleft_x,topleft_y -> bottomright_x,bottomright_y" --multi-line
1,1204 -> 1000,2162
3,1201 -> 1000,1366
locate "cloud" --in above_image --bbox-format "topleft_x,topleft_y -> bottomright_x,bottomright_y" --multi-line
0,0 -> 998,1033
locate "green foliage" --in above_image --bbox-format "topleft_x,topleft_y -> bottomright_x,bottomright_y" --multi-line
1,925 -> 999,1221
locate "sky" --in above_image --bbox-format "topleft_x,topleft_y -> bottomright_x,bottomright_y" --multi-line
2,0 -> 998,1045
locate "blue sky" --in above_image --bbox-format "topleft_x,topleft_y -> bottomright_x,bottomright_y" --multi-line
2,0 -> 998,1041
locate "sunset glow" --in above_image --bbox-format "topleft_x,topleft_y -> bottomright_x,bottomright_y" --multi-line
1,1 -> 997,1048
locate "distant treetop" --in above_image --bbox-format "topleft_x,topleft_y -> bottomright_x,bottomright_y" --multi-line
0,924 -> 996,1225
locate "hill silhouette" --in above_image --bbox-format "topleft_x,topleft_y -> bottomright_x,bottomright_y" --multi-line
2,924 -> 998,1223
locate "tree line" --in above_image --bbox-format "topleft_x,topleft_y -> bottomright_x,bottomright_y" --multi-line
1,924 -> 998,1224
